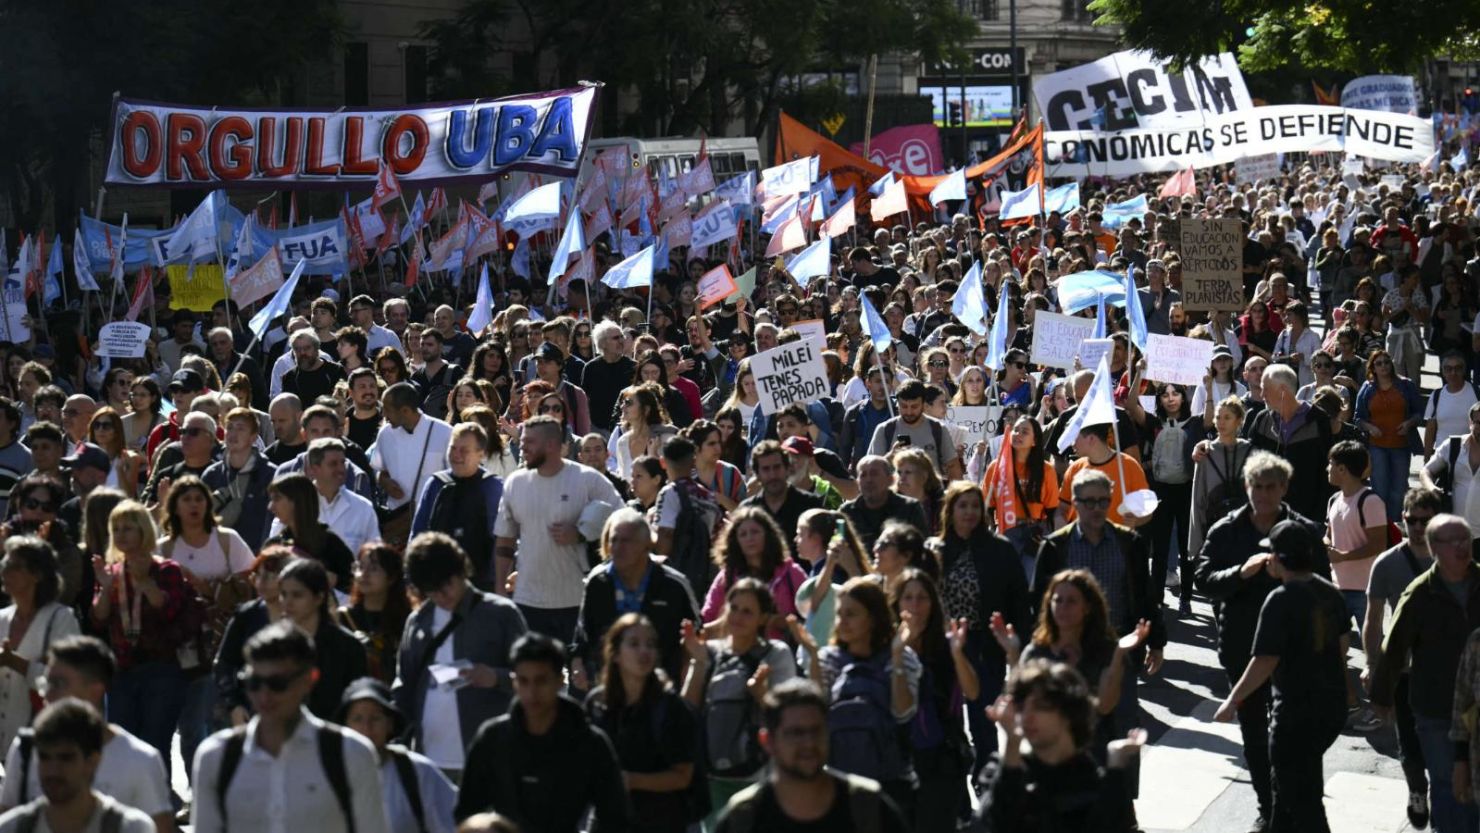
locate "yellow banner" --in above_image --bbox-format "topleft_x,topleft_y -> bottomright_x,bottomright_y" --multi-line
165,264 -> 227,312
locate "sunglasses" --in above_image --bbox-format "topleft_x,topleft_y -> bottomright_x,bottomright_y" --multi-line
239,669 -> 305,693
1073,497 -> 1112,509
928,361 -> 948,368
22,498 -> 58,513
539,404 -> 565,414
182,427 -> 211,438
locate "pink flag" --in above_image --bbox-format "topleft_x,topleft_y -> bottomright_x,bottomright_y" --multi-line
664,214 -> 693,249
476,179 -> 500,206
1159,167 -> 1196,199
373,160 -> 402,209
230,247 -> 286,307
764,214 -> 805,257
586,202 -> 614,241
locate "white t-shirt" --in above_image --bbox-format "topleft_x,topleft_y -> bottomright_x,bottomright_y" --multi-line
0,793 -> 155,833
1,725 -> 171,817
1327,488 -> 1385,591
163,528 -> 255,580
1192,380 -> 1246,416
494,461 -> 624,609
1427,386 -> 1480,456
418,605 -> 465,772
370,416 -> 453,512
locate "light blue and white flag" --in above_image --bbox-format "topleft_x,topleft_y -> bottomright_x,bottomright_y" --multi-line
248,259 -> 307,340
786,237 -> 831,283
928,169 -> 966,206
983,275 -> 1012,369
952,260 -> 990,337
466,263 -> 494,335
1044,182 -> 1081,214
860,294 -> 892,353
548,209 -> 586,285
601,244 -> 655,290
999,184 -> 1042,221
1056,353 -> 1116,453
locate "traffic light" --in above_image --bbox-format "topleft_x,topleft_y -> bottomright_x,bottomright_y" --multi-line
948,100 -> 963,127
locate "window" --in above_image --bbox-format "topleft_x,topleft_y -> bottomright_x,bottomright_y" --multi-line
404,45 -> 428,105
1062,0 -> 1094,22
972,0 -> 1000,21
344,43 -> 369,106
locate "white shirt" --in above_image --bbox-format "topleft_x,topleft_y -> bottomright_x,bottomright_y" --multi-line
191,709 -> 388,833
365,324 -> 402,356
418,606 -> 465,771
1192,379 -> 1248,416
163,528 -> 255,580
0,792 -> 155,833
0,604 -> 80,757
1428,435 -> 1480,535
318,487 -> 380,556
494,461 -> 624,609
1,724 -> 170,817
369,416 -> 453,511
1427,385 -> 1480,455
380,748 -> 457,833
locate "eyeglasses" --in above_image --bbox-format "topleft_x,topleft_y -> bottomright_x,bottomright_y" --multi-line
948,347 -> 966,355
1073,497 -> 1112,509
21,498 -> 58,513
239,669 -> 305,693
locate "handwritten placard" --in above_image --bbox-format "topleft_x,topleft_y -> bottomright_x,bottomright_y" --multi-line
945,405 -> 1004,446
1144,334 -> 1214,386
1078,338 -> 1113,370
1178,218 -> 1243,312
697,264 -> 738,309
0,289 -> 29,343
1029,311 -> 1096,369
751,337 -> 830,413
790,319 -> 827,345
96,322 -> 152,358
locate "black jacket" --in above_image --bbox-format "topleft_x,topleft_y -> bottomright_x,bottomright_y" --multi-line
572,560 -> 699,682
1245,405 -> 1334,525
306,617 -> 369,720
214,599 -> 272,716
1193,504 -> 1327,672
980,754 -> 1132,833
454,695 -> 632,833
933,529 -> 1032,666
1032,523 -> 1166,651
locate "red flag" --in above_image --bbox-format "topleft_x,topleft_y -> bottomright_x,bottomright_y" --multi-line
1312,81 -> 1340,106
585,202 -> 614,241
377,215 -> 400,257
764,214 -> 805,257
820,197 -> 856,238
373,160 -> 402,210
426,187 -> 448,219
342,207 -> 367,269
125,266 -> 154,322
287,192 -> 299,228
404,236 -> 425,288
24,231 -> 42,299
1159,166 -> 1197,199
267,203 -> 280,230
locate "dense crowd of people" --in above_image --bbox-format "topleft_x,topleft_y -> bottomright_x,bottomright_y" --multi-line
0,150 -> 1476,833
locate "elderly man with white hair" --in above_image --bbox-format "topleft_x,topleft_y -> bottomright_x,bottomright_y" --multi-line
142,411 -> 219,505
280,329 -> 346,405
1243,362 -> 1334,523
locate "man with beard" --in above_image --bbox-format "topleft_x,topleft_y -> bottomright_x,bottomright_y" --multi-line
411,329 -> 460,422
371,383 -> 453,548
280,331 -> 346,406
493,416 -> 622,642
1138,260 -> 1181,336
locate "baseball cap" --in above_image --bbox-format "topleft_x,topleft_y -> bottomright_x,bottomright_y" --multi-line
1259,520 -> 1321,571
61,443 -> 111,474
535,342 -> 564,363
780,435 -> 815,457
169,368 -> 206,394
1212,344 -> 1233,359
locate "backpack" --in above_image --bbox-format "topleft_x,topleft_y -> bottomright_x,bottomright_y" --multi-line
882,418 -> 947,463
1202,443 -> 1249,529
10,798 -> 123,833
1150,420 -> 1192,484
384,744 -> 429,833
668,480 -> 722,596
1330,487 -> 1403,550
827,653 -> 907,782
217,723 -> 356,832
702,643 -> 770,778
721,773 -> 884,833
1433,435 -> 1465,513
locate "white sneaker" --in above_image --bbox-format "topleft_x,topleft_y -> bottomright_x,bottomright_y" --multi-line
1166,572 -> 1181,591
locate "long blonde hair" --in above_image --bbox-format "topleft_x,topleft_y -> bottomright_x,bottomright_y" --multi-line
106,500 -> 159,564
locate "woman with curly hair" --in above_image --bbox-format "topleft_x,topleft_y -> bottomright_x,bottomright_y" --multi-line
699,507 -> 806,638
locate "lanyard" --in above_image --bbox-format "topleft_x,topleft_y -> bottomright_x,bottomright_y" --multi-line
610,561 -> 654,614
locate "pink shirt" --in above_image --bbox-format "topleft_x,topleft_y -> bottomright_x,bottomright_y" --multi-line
702,561 -> 808,635
1327,488 -> 1385,591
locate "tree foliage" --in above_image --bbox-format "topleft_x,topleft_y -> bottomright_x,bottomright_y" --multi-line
0,0 -> 340,231
1088,0 -> 1480,75
421,0 -> 973,138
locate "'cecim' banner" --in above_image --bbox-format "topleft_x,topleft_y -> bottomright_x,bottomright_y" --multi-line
1045,104 -> 1436,177
105,85 -> 599,188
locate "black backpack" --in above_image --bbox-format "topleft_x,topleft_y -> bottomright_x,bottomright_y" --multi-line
216,723 -> 356,832
1202,443 -> 1249,530
667,481 -> 721,596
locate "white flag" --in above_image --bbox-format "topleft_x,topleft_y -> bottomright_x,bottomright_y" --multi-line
1056,354 -> 1116,453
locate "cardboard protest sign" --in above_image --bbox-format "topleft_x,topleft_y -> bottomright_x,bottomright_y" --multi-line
96,322 -> 152,358
1078,338 -> 1113,370
945,405 -> 1003,446
165,264 -> 226,312
1234,153 -> 1281,184
1030,311 -> 1096,369
697,265 -> 738,309
751,338 -> 829,414
791,319 -> 827,344
1144,334 -> 1214,385
1179,219 -> 1244,312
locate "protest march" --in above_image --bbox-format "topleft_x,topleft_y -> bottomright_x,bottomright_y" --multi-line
4,27 -> 1480,833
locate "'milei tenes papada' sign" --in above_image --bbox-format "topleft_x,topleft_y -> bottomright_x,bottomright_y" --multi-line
106,86 -> 598,188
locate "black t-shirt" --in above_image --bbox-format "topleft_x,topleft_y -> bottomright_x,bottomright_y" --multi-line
852,266 -> 901,292
347,411 -> 383,451
741,486 -> 824,542
587,690 -> 697,830
265,439 -> 306,467
716,777 -> 908,833
1251,576 -> 1349,715
282,360 -> 347,405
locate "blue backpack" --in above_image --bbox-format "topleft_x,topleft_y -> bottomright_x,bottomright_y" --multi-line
827,652 -> 908,782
